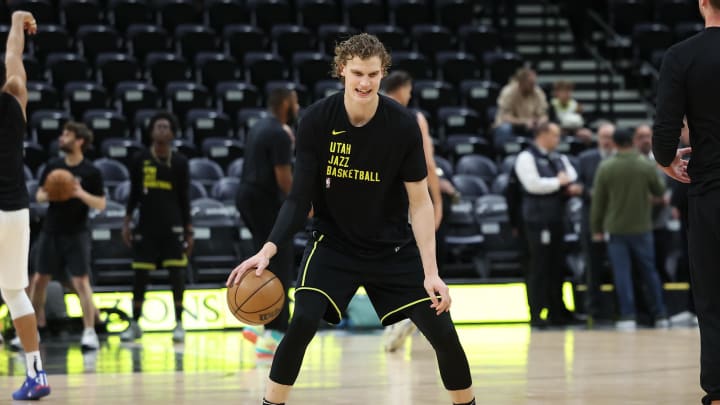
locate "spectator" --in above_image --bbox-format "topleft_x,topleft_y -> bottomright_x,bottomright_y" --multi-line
551,81 -> 584,131
590,128 -> 669,331
493,68 -> 549,151
514,122 -> 582,328
634,124 -> 673,282
577,122 -> 615,323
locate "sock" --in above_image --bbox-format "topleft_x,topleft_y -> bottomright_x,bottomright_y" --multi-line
25,351 -> 42,378
84,327 -> 96,335
262,399 -> 284,405
454,399 -> 476,405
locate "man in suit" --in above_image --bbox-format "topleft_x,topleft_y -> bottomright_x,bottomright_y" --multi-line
577,122 -> 615,323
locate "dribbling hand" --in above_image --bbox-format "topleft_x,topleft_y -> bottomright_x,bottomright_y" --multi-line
659,147 -> 692,184
424,274 -> 451,315
226,252 -> 270,287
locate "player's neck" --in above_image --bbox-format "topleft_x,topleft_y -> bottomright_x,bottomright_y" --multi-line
343,93 -> 379,127
704,9 -> 720,27
64,151 -> 83,166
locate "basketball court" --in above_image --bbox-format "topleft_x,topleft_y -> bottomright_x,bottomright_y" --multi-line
0,325 -> 702,404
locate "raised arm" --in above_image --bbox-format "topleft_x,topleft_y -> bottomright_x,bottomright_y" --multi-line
3,11 -> 36,116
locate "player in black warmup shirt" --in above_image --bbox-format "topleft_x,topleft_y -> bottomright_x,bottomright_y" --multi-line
653,2 -> 720,404
121,112 -> 193,343
27,122 -> 105,352
227,34 -> 475,405
236,87 -> 299,357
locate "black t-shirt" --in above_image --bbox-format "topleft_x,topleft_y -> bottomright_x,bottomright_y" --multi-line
126,149 -> 191,234
269,93 -> 428,257
241,116 -> 292,198
39,158 -> 104,234
0,92 -> 29,211
654,28 -> 720,195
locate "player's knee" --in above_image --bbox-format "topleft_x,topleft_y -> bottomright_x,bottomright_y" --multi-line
419,317 -> 461,351
1,288 -> 35,320
287,309 -> 321,345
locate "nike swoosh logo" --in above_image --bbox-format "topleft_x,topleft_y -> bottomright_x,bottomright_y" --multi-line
331,130 -> 346,136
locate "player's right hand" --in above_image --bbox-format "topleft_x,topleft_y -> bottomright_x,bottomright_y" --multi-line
12,11 -> 37,35
226,252 -> 269,286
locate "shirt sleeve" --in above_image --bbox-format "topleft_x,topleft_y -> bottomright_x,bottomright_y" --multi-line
268,111 -> 318,246
86,167 -> 105,197
515,151 -> 561,194
269,127 -> 292,167
652,46 -> 685,167
561,155 -> 578,182
400,119 -> 428,182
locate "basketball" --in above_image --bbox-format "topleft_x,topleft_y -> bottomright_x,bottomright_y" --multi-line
227,269 -> 285,325
44,168 -> 76,202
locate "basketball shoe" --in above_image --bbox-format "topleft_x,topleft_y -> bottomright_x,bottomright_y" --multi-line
256,330 -> 284,358
242,325 -> 264,345
384,319 -> 417,352
120,320 -> 142,341
81,328 -> 99,350
12,371 -> 50,400
172,324 -> 185,342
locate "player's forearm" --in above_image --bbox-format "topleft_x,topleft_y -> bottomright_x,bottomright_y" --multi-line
410,196 -> 439,278
5,15 -> 26,77
79,192 -> 106,211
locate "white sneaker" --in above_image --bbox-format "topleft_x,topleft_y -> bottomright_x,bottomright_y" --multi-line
120,321 -> 142,341
670,311 -> 698,327
655,318 -> 671,329
81,328 -> 99,350
384,319 -> 417,352
615,320 -> 637,331
172,324 -> 185,342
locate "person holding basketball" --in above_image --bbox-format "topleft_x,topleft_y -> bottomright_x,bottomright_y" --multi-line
653,1 -> 720,403
0,10 -> 51,399
227,34 -> 475,405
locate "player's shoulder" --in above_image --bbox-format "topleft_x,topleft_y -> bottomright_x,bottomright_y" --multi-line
379,94 -> 417,125
666,31 -> 704,58
301,91 -> 343,122
45,156 -> 65,170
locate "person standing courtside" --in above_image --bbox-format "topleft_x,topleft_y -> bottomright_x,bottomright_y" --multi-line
227,34 -> 475,405
590,128 -> 669,331
577,122 -> 615,323
236,87 -> 299,357
652,1 -> 720,403
380,70 -> 444,352
121,112 -> 193,343
18,122 -> 105,352
0,11 -> 50,399
514,122 -> 582,328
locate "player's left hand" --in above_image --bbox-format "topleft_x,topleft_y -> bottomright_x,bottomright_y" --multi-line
424,274 -> 451,315
659,147 -> 692,183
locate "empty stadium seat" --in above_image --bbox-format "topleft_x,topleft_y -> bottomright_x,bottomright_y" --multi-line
246,0 -> 292,32
165,82 -> 211,124
114,81 -> 160,119
93,157 -> 130,192
298,0 -> 341,30
145,52 -> 191,92
195,52 -> 241,93
46,52 -> 91,92
190,197 -> 241,282
175,24 -> 219,61
446,135 -> 493,160
64,81 -> 108,119
30,109 -> 71,149
265,80 -> 309,107
411,24 -> 455,58
30,24 -> 70,63
390,51 -> 431,80
89,200 -> 134,284
100,137 -> 144,168
109,0 -> 154,33
271,24 -> 315,62
210,176 -> 241,203
437,107 -> 483,138
455,154 -> 498,185
237,108 -> 271,141
223,24 -> 268,61
112,179 -> 131,204
436,51 -> 479,85
127,24 -> 170,62
313,79 -> 344,101
293,52 -> 332,88
434,155 -> 453,179
26,81 -> 59,117
206,0 -> 250,32
96,52 -> 142,92
452,174 -> 489,199
459,25 -> 500,60
189,157 -> 224,192
225,157 -> 244,178
83,109 -> 129,147
389,0 -> 430,31
436,0 -> 473,30
344,0 -> 386,29
632,23 -> 673,62
460,80 -> 499,129
215,81 -> 261,117
159,0 -> 200,33
243,52 -> 287,89
60,0 -> 102,34
185,109 -> 233,146
201,138 -> 243,171
365,24 -> 410,51
77,25 -> 122,63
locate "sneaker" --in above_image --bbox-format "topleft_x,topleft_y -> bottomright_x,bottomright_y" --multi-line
384,319 -> 417,352
255,330 -> 283,358
81,328 -> 99,351
670,311 -> 698,327
172,324 -> 185,342
615,319 -> 637,331
242,325 -> 264,345
120,321 -> 142,342
655,318 -> 671,329
12,371 -> 50,400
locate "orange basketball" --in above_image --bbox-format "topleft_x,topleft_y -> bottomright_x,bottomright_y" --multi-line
44,169 -> 76,202
227,269 -> 285,325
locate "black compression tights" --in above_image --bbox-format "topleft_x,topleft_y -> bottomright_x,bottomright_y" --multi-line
269,293 -> 472,391
132,268 -> 186,321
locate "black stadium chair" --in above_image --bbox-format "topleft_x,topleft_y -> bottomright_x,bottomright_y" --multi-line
452,174 -> 489,199
243,52 -> 287,89
26,81 -> 59,117
223,24 -> 268,61
190,198 -> 241,282
165,82 -> 211,124
175,24 -> 219,61
145,52 -> 191,92
77,25 -> 123,63
100,137 -> 144,168
206,0 -> 250,33
114,81 -> 160,119
83,109 -> 129,147
46,52 -> 91,92
30,24 -> 71,63
89,200 -> 134,284
93,157 -> 130,193
271,24 -> 315,62
60,0 -> 102,34
215,81 -> 261,118
109,0 -> 154,33
226,157 -> 244,178
317,24 -> 359,55
185,109 -> 234,147
30,109 -> 71,149
158,0 -> 200,34
297,0 -> 341,30
64,81 -> 108,119
210,176 -> 241,203
366,24 -> 409,51
96,52 -> 142,92
455,154 -> 498,185
344,0 -> 386,29
189,157 -> 224,193
127,24 -> 171,62
195,52 -> 241,93
201,138 -> 243,171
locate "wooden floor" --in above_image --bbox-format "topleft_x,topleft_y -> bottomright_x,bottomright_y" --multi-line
0,325 -> 704,404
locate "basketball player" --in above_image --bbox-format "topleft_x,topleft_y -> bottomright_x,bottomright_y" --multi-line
236,87 -> 299,357
121,111 -> 192,342
0,10 -> 50,399
20,122 -> 105,352
653,1 -> 720,403
380,70 -> 443,352
227,34 -> 475,405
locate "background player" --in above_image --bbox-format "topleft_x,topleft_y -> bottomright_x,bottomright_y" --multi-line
0,10 -> 50,400
20,122 -> 105,352
227,34 -> 475,405
121,111 -> 192,343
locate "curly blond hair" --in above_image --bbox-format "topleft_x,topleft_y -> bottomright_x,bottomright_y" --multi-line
332,33 -> 391,83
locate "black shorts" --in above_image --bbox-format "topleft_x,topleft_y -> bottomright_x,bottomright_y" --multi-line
35,230 -> 91,278
296,232 -> 432,326
132,228 -> 187,270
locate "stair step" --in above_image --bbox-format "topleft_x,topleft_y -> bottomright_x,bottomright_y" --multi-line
517,44 -> 575,55
537,60 -> 600,71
